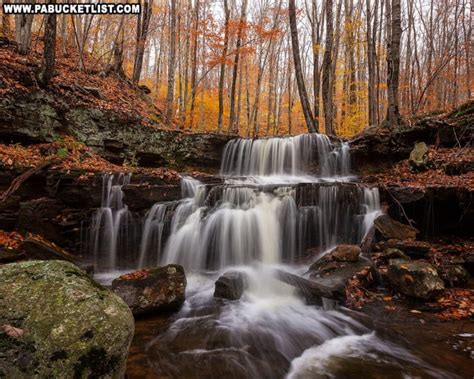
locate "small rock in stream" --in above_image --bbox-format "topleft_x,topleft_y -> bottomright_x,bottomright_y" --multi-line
214,271 -> 248,300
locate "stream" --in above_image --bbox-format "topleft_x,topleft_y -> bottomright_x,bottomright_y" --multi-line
87,134 -> 471,378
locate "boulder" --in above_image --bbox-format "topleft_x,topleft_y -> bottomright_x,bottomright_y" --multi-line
438,264 -> 470,287
0,260 -> 134,378
387,259 -> 445,299
374,214 -> 418,240
214,271 -> 248,300
112,264 -> 186,315
409,142 -> 429,172
309,245 -> 361,272
376,239 -> 430,258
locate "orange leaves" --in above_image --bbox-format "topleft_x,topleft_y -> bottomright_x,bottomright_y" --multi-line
429,288 -> 474,320
0,231 -> 24,250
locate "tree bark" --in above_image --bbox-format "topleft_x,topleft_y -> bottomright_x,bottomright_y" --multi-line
165,0 -> 177,126
38,0 -> 57,88
322,0 -> 334,135
132,0 -> 153,84
385,0 -> 402,127
15,0 -> 35,55
217,0 -> 230,133
289,0 -> 317,133
229,0 -> 247,135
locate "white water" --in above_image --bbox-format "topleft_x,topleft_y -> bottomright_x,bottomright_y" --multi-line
88,134 -> 450,378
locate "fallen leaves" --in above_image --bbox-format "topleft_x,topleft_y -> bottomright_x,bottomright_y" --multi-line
428,288 -> 474,320
0,230 -> 24,250
365,146 -> 474,191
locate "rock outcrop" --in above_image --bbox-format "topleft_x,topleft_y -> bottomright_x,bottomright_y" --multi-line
0,90 -> 233,171
0,260 -> 134,378
112,264 -> 186,315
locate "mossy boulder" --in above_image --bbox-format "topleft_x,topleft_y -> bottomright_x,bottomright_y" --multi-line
387,259 -> 444,299
408,142 -> 430,172
0,260 -> 134,378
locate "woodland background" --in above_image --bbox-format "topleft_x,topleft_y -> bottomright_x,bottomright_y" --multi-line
0,0 -> 472,137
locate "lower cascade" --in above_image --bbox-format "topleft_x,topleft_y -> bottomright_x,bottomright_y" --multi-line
86,133 -> 450,378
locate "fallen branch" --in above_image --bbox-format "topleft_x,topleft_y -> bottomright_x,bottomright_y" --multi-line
0,159 -> 55,203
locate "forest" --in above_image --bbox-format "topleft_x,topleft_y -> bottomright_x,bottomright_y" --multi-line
1,0 -> 471,135
0,1 -> 473,379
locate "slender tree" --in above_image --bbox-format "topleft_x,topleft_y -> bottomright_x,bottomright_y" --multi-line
385,0 -> 402,127
322,0 -> 334,134
165,0 -> 177,126
133,0 -> 153,84
38,0 -> 57,87
289,0 -> 317,133
217,0 -> 230,132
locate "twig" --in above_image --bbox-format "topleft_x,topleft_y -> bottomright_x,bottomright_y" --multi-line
383,186 -> 416,227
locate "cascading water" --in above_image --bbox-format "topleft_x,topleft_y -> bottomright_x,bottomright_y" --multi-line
88,173 -> 133,271
88,134 -> 450,378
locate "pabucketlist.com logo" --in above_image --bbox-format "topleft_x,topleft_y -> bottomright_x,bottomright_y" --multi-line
2,2 -> 141,14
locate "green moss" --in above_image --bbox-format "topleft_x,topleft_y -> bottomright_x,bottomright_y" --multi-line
0,260 -> 134,378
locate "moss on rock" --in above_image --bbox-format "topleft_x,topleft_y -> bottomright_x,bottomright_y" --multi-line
0,260 -> 134,378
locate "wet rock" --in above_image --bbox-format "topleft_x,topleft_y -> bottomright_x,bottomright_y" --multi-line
309,257 -> 376,297
112,264 -> 186,315
409,142 -> 430,172
0,260 -> 134,378
214,271 -> 248,300
377,239 -> 430,258
438,264 -> 470,287
381,248 -> 410,261
309,245 -> 361,272
374,214 -> 418,240
387,259 -> 444,299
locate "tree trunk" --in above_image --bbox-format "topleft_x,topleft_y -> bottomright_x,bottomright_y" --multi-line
366,0 -> 377,127
15,0 -> 35,55
322,0 -> 334,135
229,0 -> 247,135
38,1 -> 57,88
289,0 -> 317,133
385,0 -> 402,127
217,0 -> 230,133
165,0 -> 177,126
133,0 -> 152,84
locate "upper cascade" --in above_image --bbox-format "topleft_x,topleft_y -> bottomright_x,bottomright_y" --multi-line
220,133 -> 350,178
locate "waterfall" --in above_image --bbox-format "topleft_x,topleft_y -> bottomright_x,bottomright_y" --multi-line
220,133 -> 351,178
89,173 -> 133,271
87,134 -> 380,273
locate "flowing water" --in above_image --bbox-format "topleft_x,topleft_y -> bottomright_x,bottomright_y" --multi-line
87,134 -> 461,378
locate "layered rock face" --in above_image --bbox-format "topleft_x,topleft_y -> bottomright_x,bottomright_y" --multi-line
0,90 -> 233,171
0,260 -> 134,378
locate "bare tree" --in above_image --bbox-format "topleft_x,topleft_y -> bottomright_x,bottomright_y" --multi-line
289,0 -> 318,133
38,0 -> 57,88
133,0 -> 153,84
217,0 -> 230,132
165,0 -> 177,126
385,0 -> 402,127
322,0 -> 334,134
